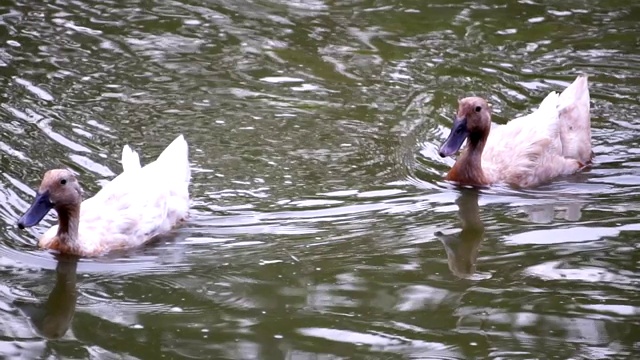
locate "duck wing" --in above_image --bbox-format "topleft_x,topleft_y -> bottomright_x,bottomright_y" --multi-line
80,135 -> 191,249
482,76 -> 590,187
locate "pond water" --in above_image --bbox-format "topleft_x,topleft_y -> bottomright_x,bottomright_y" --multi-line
0,0 -> 639,358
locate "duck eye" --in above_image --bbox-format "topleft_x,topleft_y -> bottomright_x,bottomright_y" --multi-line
475,106 -> 482,112
60,179 -> 67,185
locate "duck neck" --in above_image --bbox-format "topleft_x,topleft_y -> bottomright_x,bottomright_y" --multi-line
447,131 -> 489,186
55,204 -> 80,246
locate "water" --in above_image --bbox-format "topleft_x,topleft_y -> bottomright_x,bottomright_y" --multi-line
0,0 -> 639,358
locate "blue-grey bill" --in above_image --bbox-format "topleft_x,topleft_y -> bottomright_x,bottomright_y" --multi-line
439,118 -> 468,157
17,191 -> 53,229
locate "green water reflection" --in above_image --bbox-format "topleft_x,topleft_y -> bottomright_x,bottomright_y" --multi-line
0,0 -> 639,359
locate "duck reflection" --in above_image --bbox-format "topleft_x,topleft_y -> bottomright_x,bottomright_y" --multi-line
19,254 -> 79,339
436,189 -> 484,278
520,201 -> 583,223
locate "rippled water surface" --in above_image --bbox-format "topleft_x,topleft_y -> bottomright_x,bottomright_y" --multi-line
1,0 -> 639,358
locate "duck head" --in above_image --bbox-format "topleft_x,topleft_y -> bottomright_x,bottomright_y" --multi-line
439,97 -> 492,157
18,169 -> 83,229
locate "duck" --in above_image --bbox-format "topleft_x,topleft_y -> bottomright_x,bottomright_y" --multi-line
17,135 -> 191,257
438,74 -> 592,188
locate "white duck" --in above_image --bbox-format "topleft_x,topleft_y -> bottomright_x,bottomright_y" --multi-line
17,135 -> 191,257
438,74 -> 592,188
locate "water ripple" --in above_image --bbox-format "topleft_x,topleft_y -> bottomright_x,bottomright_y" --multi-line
0,0 -> 639,358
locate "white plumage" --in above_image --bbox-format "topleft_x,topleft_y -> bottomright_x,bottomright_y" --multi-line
20,135 -> 191,256
440,75 -> 592,188
482,75 -> 591,186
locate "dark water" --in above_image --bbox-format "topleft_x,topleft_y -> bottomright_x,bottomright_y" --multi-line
0,0 -> 639,358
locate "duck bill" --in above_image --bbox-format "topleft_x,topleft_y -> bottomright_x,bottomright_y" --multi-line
17,191 -> 54,229
439,118 -> 469,157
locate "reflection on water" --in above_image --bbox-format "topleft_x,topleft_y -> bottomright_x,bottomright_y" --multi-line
436,189 -> 484,279
16,255 -> 78,340
0,0 -> 639,358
